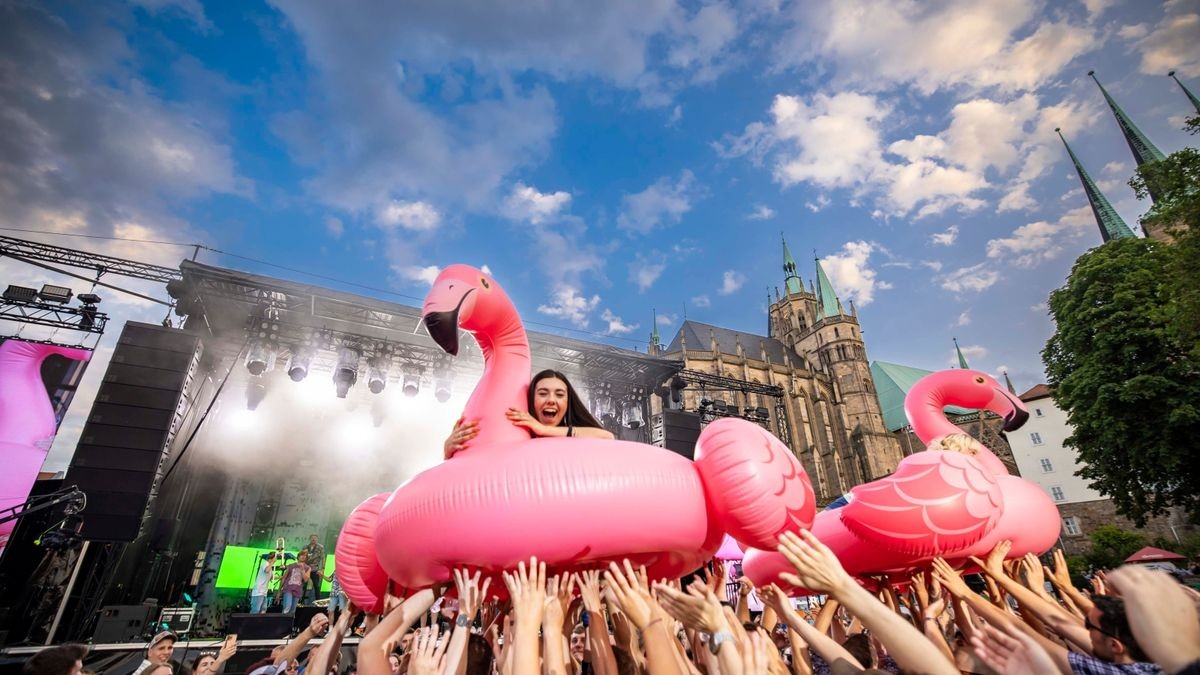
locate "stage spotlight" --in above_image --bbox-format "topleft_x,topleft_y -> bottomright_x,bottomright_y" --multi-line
367,358 -> 389,394
245,340 -> 276,376
333,347 -> 360,399
287,347 -> 314,382
246,380 -> 268,411
402,365 -> 421,398
434,373 -> 453,403
711,399 -> 727,413
38,283 -> 73,304
622,400 -> 645,429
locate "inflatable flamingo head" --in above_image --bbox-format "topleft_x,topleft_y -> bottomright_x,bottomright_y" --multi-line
905,369 -> 1028,444
423,264 -> 512,355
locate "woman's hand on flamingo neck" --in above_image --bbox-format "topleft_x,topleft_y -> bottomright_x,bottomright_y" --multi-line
506,408 -> 550,437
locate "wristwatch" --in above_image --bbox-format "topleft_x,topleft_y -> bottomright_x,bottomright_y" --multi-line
456,614 -> 470,628
708,631 -> 734,655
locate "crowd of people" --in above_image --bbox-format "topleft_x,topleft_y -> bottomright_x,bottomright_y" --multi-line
23,529 -> 1200,675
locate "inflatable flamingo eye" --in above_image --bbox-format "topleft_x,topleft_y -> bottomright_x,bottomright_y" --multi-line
974,376 -> 985,384
480,277 -> 490,289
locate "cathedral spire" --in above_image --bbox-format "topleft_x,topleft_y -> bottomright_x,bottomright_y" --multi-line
1089,70 -> 1166,168
1056,128 -> 1137,242
782,234 -> 804,295
814,255 -> 841,320
1169,71 -> 1200,115
650,308 -> 661,350
1003,369 -> 1017,395
954,337 -> 970,369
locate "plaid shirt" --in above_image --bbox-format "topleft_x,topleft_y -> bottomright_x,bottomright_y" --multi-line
1069,652 -> 1163,675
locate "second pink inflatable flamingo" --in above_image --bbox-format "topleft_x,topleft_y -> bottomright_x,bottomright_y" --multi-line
742,369 -> 1060,592
355,266 -> 816,595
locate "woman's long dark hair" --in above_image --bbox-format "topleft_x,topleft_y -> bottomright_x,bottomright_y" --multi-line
528,369 -> 605,430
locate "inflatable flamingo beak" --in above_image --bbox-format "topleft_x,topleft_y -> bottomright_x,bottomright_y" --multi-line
424,288 -> 473,356
991,387 -> 1029,432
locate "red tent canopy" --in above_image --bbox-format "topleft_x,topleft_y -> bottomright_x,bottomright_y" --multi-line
1124,546 -> 1186,563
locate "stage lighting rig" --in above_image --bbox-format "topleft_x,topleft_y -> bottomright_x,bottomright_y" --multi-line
434,371 -> 453,403
401,364 -> 421,397
38,284 -> 73,304
2,284 -> 38,302
622,399 -> 645,429
367,356 -> 389,394
333,346 -> 360,398
244,340 -> 277,376
286,346 -> 313,382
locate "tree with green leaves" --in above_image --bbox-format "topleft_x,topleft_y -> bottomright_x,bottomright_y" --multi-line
1084,525 -> 1146,571
1043,238 -> 1200,525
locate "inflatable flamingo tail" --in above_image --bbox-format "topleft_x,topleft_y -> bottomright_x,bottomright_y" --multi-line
692,418 -> 815,551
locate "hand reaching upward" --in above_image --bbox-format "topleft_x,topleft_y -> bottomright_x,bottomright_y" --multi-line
776,530 -> 852,595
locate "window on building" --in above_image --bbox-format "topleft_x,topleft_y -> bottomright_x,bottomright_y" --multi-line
1063,516 -> 1081,536
1040,458 -> 1054,472
834,327 -> 839,338
1034,407 -> 1044,417
1030,432 -> 1043,445
1050,486 -> 1066,502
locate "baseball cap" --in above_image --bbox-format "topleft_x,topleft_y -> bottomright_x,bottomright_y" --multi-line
148,630 -> 177,649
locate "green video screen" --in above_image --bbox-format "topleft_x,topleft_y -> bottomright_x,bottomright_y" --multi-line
214,545 -> 336,592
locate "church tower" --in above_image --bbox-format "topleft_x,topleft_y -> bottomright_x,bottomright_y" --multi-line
768,237 -> 904,494
1056,128 -> 1137,242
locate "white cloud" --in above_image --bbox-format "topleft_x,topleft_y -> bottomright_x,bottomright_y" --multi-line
668,105 -> 683,126
1031,301 -> 1048,313
997,182 -> 1037,212
748,204 -> 775,220
765,92 -> 889,189
399,265 -> 441,285
656,312 -> 678,326
718,270 -> 746,295
985,206 -> 1091,267
931,225 -> 959,247
1080,0 -> 1116,17
820,240 -> 887,307
691,294 -> 711,307
502,182 -> 572,224
773,0 -> 1099,94
1118,23 -> 1149,40
805,194 -> 831,212
629,255 -> 667,292
1103,161 -> 1128,176
940,263 -> 1001,293
377,200 -> 442,231
950,344 -> 988,367
537,285 -> 601,327
921,260 -> 944,272
600,309 -> 638,335
324,216 -> 345,238
1132,1 -> 1200,74
618,170 -> 699,233
955,311 -> 971,327
480,264 -> 492,275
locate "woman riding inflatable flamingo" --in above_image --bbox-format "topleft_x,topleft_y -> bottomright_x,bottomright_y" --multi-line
336,265 -> 817,606
742,368 -> 1061,593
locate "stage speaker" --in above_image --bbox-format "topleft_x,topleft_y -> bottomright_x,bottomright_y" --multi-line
293,606 -> 324,630
227,613 -> 294,640
92,604 -> 157,643
651,410 -> 702,459
64,323 -> 203,542
158,606 -> 194,634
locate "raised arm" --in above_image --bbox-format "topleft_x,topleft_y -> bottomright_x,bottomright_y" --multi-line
605,560 -> 685,675
653,581 -> 740,675
358,589 -> 438,675
578,570 -> 618,675
542,574 -> 576,675
502,557 -> 548,675
969,542 -> 1089,651
777,530 -> 958,675
758,583 -> 861,674
276,612 -> 330,669
442,569 -> 491,675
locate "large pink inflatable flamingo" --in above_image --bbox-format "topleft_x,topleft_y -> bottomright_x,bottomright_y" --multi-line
0,340 -> 91,552
743,369 -> 1060,592
349,265 -> 815,590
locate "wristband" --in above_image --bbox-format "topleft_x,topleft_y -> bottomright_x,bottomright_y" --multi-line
568,425 -> 575,438
456,614 -> 470,628
709,630 -> 734,655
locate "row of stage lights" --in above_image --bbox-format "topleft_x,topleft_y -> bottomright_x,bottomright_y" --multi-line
243,338 -> 453,406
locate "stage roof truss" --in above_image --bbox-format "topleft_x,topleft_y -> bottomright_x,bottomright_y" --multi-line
0,297 -> 108,336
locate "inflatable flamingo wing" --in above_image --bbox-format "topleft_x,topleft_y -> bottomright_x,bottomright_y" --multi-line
841,450 -> 1002,556
335,492 -> 391,614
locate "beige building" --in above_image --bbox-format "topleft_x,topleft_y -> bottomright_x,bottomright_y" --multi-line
651,239 -> 903,504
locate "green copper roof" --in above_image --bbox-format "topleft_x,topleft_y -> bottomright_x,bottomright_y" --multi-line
871,361 -> 973,432
651,309 -> 661,346
782,235 -> 804,295
953,337 -> 970,369
1056,128 -> 1137,242
814,257 -> 840,320
1090,71 -> 1166,167
1169,71 -> 1200,115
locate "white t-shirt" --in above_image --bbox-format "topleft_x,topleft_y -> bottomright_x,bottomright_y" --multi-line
253,559 -> 272,596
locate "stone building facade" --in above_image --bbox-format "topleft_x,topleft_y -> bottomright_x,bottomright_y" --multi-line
651,239 -> 904,504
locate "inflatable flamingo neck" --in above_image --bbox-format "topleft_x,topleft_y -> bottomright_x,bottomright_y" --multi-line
461,310 -> 531,449
423,265 -> 532,450
903,369 -> 1028,475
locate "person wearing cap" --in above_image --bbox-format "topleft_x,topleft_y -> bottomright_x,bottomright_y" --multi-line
21,642 -> 87,675
131,630 -> 177,675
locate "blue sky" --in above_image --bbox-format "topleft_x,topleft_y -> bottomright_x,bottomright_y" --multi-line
2,0 -> 1198,470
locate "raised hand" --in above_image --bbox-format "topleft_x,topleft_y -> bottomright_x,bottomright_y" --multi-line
970,622 -> 1056,675
707,559 -> 727,592
1049,549 -> 1072,587
308,611 -> 330,636
1020,553 -> 1048,593
930,558 -> 971,598
577,569 -> 605,613
1106,565 -> 1200,673
453,568 -> 491,624
653,581 -> 728,634
506,408 -> 548,436
408,625 -> 449,675
776,530 -> 851,595
604,560 -> 656,630
970,539 -> 1012,578
543,574 -> 576,631
502,556 -> 547,629
740,631 -> 771,674
757,583 -> 798,624
737,577 -> 753,599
